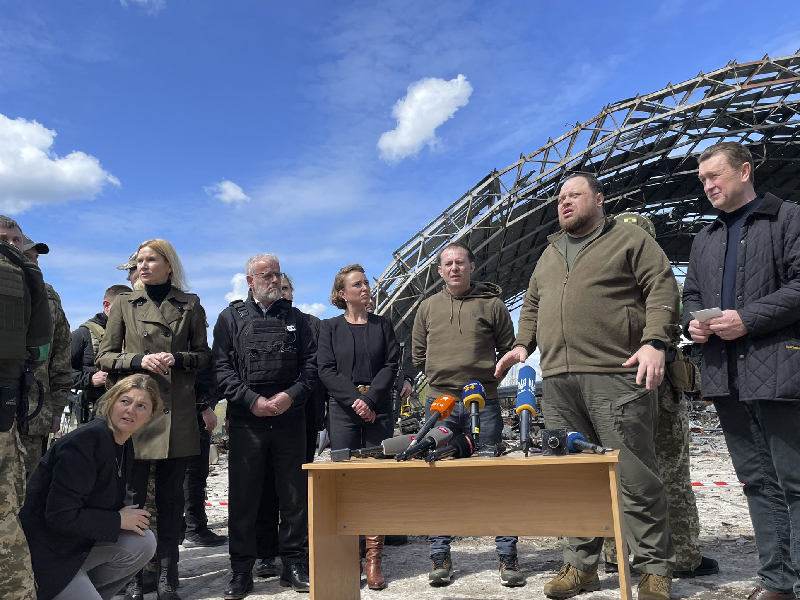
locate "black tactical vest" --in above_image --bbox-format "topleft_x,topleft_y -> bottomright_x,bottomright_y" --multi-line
233,299 -> 300,389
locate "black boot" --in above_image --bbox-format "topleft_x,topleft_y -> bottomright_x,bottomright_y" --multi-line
224,572 -> 254,600
157,560 -> 181,600
142,567 -> 158,593
123,571 -> 144,600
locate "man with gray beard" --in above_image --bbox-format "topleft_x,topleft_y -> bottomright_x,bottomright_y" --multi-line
212,254 -> 317,599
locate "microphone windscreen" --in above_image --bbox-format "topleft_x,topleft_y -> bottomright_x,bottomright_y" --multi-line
426,426 -> 453,447
380,434 -> 416,455
516,365 -> 537,416
430,394 -> 457,418
566,431 -> 586,453
462,380 -> 486,410
452,434 -> 475,458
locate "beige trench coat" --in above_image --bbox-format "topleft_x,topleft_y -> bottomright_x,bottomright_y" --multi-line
96,287 -> 211,460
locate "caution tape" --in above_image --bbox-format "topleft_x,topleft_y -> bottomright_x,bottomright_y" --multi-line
205,500 -> 229,506
691,481 -> 743,487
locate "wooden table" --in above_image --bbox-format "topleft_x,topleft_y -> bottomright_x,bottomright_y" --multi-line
304,451 -> 631,599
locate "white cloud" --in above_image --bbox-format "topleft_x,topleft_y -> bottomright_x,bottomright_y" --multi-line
377,74 -> 473,162
0,114 -> 120,214
225,273 -> 248,303
296,302 -> 328,318
205,179 -> 250,205
119,0 -> 165,16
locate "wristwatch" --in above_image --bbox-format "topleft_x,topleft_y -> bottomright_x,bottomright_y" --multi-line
646,339 -> 666,351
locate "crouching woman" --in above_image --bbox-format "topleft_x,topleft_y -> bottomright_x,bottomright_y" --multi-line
20,374 -> 162,600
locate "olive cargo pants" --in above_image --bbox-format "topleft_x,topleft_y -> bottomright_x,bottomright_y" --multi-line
542,372 -> 675,577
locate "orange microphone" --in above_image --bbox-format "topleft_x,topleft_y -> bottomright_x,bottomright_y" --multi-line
413,394 -> 457,442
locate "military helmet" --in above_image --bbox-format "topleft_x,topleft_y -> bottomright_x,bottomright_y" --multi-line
614,212 -> 656,239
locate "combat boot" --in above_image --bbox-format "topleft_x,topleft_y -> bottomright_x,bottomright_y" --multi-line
123,571 -> 144,600
498,553 -> 525,587
543,564 -> 600,598
428,552 -> 453,586
365,535 -> 386,590
638,573 -> 671,600
157,559 -> 181,600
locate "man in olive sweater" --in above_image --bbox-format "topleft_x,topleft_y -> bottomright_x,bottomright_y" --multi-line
412,242 -> 522,588
496,174 -> 679,600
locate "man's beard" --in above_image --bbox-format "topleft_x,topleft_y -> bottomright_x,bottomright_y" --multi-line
253,282 -> 280,304
560,211 -> 594,234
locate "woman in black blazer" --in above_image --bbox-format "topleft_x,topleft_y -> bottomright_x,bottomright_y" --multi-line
317,264 -> 399,590
20,374 -> 162,600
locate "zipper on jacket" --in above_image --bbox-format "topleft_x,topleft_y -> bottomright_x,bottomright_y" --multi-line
554,243 -> 571,370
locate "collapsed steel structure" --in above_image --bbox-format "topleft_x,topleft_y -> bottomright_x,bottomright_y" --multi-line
374,51 -> 800,371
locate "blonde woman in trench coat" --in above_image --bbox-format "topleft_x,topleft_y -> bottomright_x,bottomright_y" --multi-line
96,239 -> 210,600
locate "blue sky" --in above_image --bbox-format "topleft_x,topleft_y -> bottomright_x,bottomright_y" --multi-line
2,0 -> 799,340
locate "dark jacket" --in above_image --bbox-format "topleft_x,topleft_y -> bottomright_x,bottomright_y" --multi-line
71,312 -> 107,404
20,418 -> 133,600
212,294 -> 316,427
683,193 -> 800,400
318,313 -> 399,417
515,217 -> 679,377
304,312 -> 327,430
96,287 -> 211,459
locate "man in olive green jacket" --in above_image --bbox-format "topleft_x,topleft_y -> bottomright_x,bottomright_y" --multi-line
20,237 -> 72,479
496,173 -> 679,600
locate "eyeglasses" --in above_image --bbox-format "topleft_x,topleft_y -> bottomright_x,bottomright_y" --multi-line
250,271 -> 284,281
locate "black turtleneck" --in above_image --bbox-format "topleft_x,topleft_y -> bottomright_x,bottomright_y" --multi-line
145,281 -> 172,307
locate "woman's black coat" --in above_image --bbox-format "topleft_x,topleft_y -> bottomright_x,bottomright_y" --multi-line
317,313 -> 399,417
20,418 -> 133,600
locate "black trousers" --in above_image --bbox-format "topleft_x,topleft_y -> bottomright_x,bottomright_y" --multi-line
254,404 -> 319,559
131,457 -> 189,564
328,401 -> 393,451
183,420 -> 211,536
305,401 -> 318,464
229,415 -> 307,572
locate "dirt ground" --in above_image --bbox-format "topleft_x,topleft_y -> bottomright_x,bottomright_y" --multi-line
165,410 -> 761,600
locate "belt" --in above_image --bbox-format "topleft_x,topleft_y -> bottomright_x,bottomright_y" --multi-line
357,385 -> 370,395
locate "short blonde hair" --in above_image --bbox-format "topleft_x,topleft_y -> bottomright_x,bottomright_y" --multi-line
329,264 -> 365,310
136,239 -> 189,291
96,374 -> 163,433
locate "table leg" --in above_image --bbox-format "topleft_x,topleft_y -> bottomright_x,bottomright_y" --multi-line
608,463 -> 632,600
308,470 -> 360,600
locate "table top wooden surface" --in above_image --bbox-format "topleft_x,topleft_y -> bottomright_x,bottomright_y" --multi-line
304,449 -> 620,470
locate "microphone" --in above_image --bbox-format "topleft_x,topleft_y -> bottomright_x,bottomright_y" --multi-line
515,365 -> 537,456
462,380 -> 485,447
566,431 -> 611,454
414,394 -> 457,442
395,426 -> 453,461
425,433 -> 475,463
331,433 -> 417,462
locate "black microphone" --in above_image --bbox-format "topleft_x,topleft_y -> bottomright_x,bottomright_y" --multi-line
515,365 -> 537,456
462,380 -> 486,447
425,433 -> 475,463
395,427 -> 453,461
330,433 -> 417,462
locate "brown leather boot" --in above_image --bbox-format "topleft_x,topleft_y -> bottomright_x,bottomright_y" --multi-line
365,535 -> 386,590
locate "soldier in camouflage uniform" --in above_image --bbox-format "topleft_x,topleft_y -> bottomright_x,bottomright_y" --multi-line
20,236 -> 72,478
0,216 -> 53,600
603,213 -> 718,578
